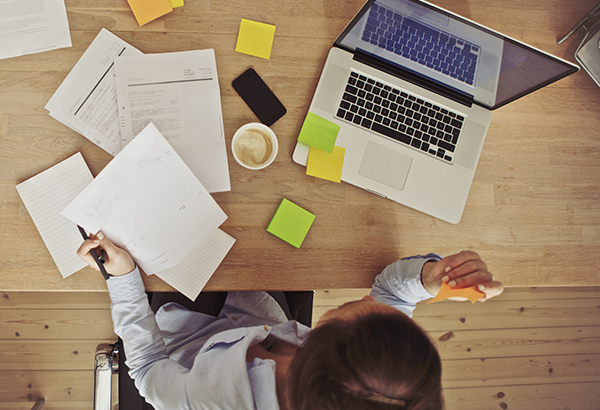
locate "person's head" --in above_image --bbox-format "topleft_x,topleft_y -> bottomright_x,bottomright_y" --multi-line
288,296 -> 443,410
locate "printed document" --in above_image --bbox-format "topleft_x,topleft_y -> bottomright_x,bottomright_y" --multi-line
62,123 -> 229,275
0,0 -> 71,60
115,49 -> 231,193
46,29 -> 142,155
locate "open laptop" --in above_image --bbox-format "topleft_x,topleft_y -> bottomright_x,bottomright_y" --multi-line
293,0 -> 578,223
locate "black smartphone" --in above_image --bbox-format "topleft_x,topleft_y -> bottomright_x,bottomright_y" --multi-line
232,68 -> 287,126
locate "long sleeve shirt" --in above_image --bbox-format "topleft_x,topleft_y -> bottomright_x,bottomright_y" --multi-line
106,253 -> 440,409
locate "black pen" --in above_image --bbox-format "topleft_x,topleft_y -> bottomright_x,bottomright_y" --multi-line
77,225 -> 110,280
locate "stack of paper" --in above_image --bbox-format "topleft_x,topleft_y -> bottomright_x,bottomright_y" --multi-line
17,124 -> 234,300
46,29 -> 231,193
45,29 -> 142,156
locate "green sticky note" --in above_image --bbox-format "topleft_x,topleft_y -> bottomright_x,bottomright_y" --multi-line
306,145 -> 346,183
297,112 -> 340,154
235,19 -> 276,59
169,0 -> 184,7
267,199 -> 316,248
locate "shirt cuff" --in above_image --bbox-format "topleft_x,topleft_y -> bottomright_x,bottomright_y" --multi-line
106,266 -> 146,303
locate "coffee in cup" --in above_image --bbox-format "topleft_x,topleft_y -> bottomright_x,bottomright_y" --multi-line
231,123 -> 278,170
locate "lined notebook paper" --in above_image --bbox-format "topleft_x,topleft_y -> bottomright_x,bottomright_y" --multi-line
156,229 -> 235,300
16,153 -> 93,277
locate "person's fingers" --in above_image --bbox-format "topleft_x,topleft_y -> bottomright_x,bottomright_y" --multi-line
476,280 -> 504,302
439,251 -> 491,287
440,251 -> 486,275
94,231 -> 135,276
446,268 -> 493,289
76,239 -> 102,271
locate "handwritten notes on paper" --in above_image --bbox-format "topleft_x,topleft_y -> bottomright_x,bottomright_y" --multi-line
126,0 -> 172,26
16,153 -> 93,278
16,126 -> 233,299
235,19 -> 276,59
267,199 -> 315,248
62,123 -> 228,276
426,282 -> 485,304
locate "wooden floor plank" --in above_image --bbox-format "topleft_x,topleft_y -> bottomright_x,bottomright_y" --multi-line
413,297 -> 600,331
0,309 -> 115,340
430,326 -> 600,360
0,340 -> 115,371
1,288 -> 598,409
0,370 -> 92,402
0,402 -> 92,409
0,291 -> 111,310
441,353 -> 600,388
442,382 -> 600,410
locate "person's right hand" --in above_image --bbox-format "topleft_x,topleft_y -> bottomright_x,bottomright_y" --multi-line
77,231 -> 136,277
421,251 -> 504,302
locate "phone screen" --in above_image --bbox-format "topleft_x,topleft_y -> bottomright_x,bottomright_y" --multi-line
232,68 -> 287,126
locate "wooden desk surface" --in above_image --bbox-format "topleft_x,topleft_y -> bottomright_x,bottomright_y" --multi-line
1,0 -> 599,292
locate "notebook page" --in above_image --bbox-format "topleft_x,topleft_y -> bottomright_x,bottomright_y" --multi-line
154,228 -> 235,300
16,153 -> 93,278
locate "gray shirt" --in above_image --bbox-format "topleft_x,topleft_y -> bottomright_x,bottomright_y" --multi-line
106,253 -> 439,409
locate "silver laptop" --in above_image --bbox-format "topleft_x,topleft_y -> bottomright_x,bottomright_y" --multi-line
293,0 -> 578,223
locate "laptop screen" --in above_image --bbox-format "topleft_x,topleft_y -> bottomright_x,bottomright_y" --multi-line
334,0 -> 578,109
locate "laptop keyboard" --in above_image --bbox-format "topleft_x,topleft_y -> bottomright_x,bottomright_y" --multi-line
362,3 -> 480,86
336,71 -> 465,163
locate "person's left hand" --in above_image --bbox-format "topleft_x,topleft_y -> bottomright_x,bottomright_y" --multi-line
421,251 -> 504,302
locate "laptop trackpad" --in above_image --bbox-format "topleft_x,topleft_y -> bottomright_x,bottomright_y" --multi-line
358,142 -> 412,191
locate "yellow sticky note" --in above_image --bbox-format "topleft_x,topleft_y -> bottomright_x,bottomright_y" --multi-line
169,0 -> 184,7
127,0 -> 172,26
306,146 -> 346,183
426,282 -> 484,304
235,19 -> 276,59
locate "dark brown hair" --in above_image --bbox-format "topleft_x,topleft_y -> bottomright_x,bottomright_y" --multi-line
288,311 -> 443,410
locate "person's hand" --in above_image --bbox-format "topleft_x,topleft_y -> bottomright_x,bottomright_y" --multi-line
421,251 -> 503,302
77,231 -> 136,277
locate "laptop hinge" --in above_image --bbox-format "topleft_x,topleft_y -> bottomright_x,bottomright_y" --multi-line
353,48 -> 474,108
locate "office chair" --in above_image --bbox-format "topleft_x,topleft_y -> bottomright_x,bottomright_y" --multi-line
558,2 -> 600,86
93,290 -> 314,410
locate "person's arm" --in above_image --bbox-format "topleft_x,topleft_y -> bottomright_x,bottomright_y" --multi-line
77,232 -> 192,408
370,254 -> 441,317
371,251 -> 504,317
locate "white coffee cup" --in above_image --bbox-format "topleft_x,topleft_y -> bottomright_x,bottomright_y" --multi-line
231,123 -> 278,170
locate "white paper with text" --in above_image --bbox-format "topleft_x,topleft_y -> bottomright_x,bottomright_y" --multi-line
46,28 -> 142,155
115,49 -> 231,193
61,123 -> 228,275
0,0 -> 72,60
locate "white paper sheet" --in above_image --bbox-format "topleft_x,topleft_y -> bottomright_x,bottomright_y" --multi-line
115,49 -> 231,193
16,153 -> 93,277
61,122 -> 228,275
45,28 -> 142,155
0,0 -> 71,60
156,228 -> 235,300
